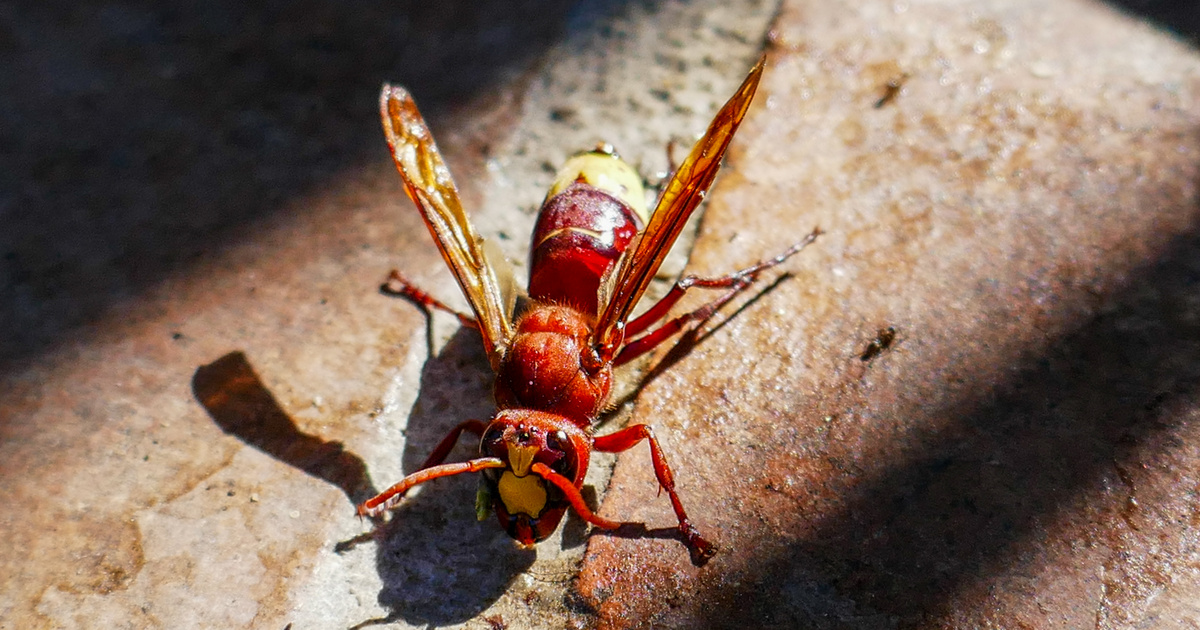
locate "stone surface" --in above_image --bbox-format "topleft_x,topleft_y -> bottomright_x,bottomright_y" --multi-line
0,1 -> 775,628
3,0 -> 1200,629
576,0 -> 1200,628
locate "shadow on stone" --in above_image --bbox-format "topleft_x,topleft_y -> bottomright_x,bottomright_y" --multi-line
694,226 -> 1200,624
193,350 -> 378,503
360,326 -> 536,626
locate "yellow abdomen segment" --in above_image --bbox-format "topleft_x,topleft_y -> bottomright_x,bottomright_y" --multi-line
546,146 -> 648,224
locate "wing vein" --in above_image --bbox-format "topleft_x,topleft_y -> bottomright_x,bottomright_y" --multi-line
592,56 -> 766,360
380,85 -> 516,368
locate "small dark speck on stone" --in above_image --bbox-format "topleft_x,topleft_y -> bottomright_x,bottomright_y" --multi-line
550,107 -> 577,122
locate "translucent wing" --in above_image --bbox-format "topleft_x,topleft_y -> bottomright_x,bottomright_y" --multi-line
380,85 -> 516,368
592,57 -> 766,360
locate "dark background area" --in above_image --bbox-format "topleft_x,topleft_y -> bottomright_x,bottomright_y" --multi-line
0,0 -> 1194,375
0,0 -> 586,374
1109,0 -> 1200,42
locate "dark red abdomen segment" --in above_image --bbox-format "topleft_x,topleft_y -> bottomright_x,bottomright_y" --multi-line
528,182 -> 643,316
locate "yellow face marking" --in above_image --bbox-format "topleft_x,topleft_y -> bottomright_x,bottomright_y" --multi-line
546,150 -> 648,223
508,444 -> 538,477
498,470 -> 548,517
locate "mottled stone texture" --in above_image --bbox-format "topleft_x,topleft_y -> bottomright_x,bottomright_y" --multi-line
0,1 -> 775,628
3,0 -> 1199,628
577,1 -> 1200,628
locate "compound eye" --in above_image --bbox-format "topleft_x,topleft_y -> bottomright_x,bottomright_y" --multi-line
480,424 -> 504,454
547,430 -> 568,454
